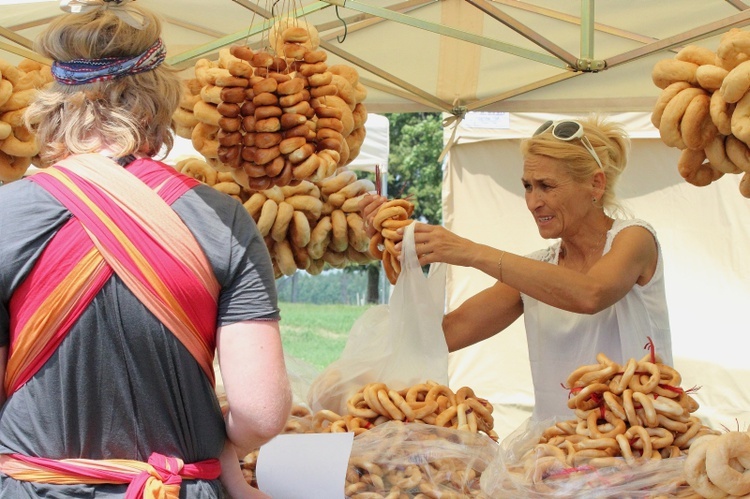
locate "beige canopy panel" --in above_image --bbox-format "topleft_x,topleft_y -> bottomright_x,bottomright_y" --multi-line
2,0 -> 750,117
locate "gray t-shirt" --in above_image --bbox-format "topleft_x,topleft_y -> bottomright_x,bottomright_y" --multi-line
0,164 -> 279,498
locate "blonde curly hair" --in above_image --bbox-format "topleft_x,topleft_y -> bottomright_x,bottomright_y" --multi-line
25,3 -> 180,166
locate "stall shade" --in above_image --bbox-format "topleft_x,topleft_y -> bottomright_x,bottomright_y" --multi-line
443,112 -> 750,439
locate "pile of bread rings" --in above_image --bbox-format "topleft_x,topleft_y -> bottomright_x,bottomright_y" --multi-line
238,381 -> 497,497
505,351 -> 722,496
0,58 -> 52,183
651,28 -> 750,197
176,156 -> 378,276
172,16 -> 368,193
368,199 -> 416,284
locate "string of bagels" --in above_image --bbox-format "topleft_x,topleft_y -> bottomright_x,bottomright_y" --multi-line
651,28 -> 750,198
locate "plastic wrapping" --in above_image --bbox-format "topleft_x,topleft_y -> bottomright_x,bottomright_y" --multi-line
307,223 -> 449,415
345,420 -> 499,498
480,418 -> 692,498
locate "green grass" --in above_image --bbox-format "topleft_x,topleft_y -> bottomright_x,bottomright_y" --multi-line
278,301 -> 373,370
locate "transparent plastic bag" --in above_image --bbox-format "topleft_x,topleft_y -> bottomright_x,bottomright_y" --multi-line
307,223 -> 449,414
345,420 -> 499,498
479,418 -> 690,498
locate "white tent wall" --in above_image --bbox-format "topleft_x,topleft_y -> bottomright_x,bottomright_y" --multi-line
443,112 -> 750,439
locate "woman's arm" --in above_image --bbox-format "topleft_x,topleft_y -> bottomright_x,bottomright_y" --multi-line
217,320 -> 292,457
410,222 -> 658,315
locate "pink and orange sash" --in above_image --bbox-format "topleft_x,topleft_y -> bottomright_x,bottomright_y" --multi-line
3,155 -> 222,493
7,154 -> 220,394
0,452 -> 221,498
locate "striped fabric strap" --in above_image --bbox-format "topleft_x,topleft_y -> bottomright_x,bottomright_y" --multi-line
0,452 -> 221,498
6,155 -> 219,393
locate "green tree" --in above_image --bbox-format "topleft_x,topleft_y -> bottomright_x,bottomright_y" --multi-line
358,112 -> 444,304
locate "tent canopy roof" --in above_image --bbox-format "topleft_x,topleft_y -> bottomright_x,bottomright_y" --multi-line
2,0 -> 748,116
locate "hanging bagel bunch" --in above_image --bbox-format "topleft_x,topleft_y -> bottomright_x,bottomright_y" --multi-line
172,16 -> 380,277
0,58 -> 52,184
651,28 -> 750,197
369,198 -> 416,285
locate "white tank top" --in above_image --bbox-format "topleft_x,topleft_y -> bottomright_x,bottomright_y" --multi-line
521,218 -> 673,421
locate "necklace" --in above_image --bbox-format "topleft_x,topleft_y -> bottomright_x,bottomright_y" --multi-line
559,222 -> 611,269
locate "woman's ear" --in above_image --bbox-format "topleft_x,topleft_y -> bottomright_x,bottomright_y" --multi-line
591,169 -> 606,198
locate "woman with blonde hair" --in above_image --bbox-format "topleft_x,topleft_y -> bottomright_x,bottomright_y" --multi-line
0,0 -> 290,496
361,115 -> 673,421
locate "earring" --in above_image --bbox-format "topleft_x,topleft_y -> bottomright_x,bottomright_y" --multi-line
592,198 -> 597,204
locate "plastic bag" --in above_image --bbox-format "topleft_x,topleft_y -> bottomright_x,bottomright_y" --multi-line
345,420 -> 499,498
307,222 -> 449,414
479,418 -> 690,498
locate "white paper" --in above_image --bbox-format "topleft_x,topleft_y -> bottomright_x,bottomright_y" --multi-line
256,432 -> 354,498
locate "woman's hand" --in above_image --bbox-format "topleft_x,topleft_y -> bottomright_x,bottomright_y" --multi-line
357,193 -> 387,237
397,222 -> 475,267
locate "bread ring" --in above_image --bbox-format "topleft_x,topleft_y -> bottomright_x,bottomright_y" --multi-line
0,120 -> 12,141
676,45 -> 719,66
685,434 -> 727,498
697,64 -> 729,92
705,432 -> 750,496
0,88 -> 36,113
216,83 -> 243,103
741,171 -> 750,198
0,126 -> 37,160
270,201 -> 294,242
242,192 -> 267,219
255,105 -> 282,121
678,148 -> 723,186
368,232 -> 384,260
725,135 -> 750,173
381,249 -> 399,285
651,81 -> 690,128
256,199 -> 279,237
681,93 -> 716,150
660,87 -> 706,148
0,79 -> 13,109
0,150 -> 31,182
705,135 -> 739,174
328,209 -> 349,252
626,425 -> 653,460
179,158 -> 218,185
273,239 -> 297,276
651,59 -> 699,89
254,146 -> 281,166
709,91 -> 734,136
721,59 -> 750,103
717,28 -> 750,70
621,389 -> 641,427
253,92 -> 279,107
372,206 -> 409,232
193,100 -> 223,127
732,91 -> 750,144
346,392 -> 379,419
284,194 -> 322,219
289,210 -> 311,247
346,212 -> 369,253
264,155 -> 286,178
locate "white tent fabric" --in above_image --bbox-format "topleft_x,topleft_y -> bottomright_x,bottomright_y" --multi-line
3,1 -> 750,114
443,111 -> 750,438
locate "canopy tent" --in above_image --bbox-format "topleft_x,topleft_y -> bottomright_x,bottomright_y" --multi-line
443,111 -> 750,437
2,1 -> 750,117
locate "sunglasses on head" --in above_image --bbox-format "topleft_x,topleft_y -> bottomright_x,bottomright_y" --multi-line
533,120 -> 604,170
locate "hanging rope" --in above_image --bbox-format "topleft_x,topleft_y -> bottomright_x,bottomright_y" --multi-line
438,102 -> 468,162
